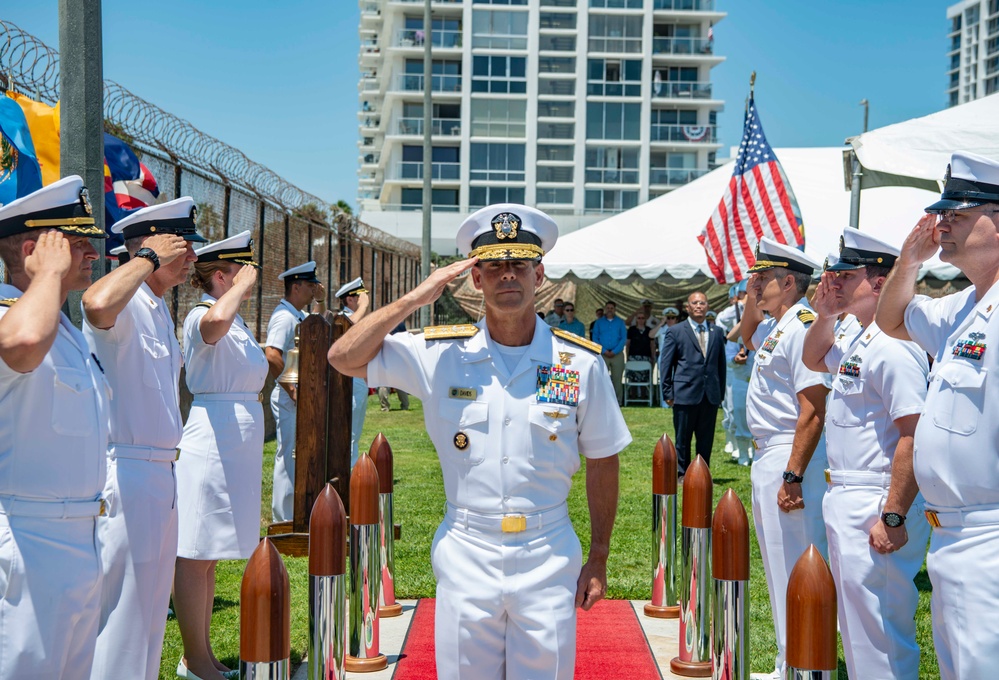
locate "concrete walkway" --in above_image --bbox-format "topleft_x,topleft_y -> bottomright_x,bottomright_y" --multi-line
292,600 -> 690,679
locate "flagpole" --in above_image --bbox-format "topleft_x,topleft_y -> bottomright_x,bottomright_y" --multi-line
420,0 -> 432,328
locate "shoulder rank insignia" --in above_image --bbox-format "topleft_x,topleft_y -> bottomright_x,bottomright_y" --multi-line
194,301 -> 214,309
796,309 -> 816,325
551,327 -> 602,354
423,324 -> 480,340
0,298 -> 17,307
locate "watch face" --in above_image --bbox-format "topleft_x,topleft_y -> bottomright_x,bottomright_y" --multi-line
883,513 -> 903,527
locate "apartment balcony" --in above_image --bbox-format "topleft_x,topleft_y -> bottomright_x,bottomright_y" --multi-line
649,167 -> 710,186
651,80 -> 716,100
360,2 -> 381,23
388,161 -> 461,182
391,73 -> 463,95
381,202 -> 462,213
359,152 -> 380,168
652,37 -> 715,56
589,0 -> 644,9
653,0 -> 716,10
394,28 -> 462,50
359,75 -> 382,95
391,0 -> 462,5
649,123 -> 718,144
588,36 -> 643,54
392,117 -> 462,137
359,115 -> 381,133
585,168 -> 640,185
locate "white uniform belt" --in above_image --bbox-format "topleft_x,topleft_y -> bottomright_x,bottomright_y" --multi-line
111,443 -> 179,462
193,392 -> 263,402
924,504 -> 999,529
824,469 -> 892,487
0,495 -> 105,518
752,433 -> 795,449
446,503 -> 568,533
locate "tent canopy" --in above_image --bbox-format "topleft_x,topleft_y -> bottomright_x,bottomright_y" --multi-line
543,147 -> 956,283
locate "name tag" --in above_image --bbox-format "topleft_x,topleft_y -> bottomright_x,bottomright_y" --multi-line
449,387 -> 477,400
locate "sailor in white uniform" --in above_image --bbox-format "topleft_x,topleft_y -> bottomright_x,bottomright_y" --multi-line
803,228 -> 931,680
265,261 -> 325,522
174,231 -> 266,680
740,238 -> 829,679
877,151 -> 999,680
83,197 -> 203,680
329,204 -> 631,680
0,177 -> 109,680
335,276 -> 370,466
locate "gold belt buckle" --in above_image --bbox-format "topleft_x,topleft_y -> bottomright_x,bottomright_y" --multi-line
501,515 -> 527,533
99,498 -> 107,517
824,469 -> 832,484
258,392 -> 264,403
175,448 -> 181,461
752,439 -> 760,450
925,509 -> 941,528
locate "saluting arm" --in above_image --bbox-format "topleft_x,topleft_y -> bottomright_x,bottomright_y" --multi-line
877,215 -> 939,341
740,290 -> 765,351
576,453 -> 619,611
801,272 -> 843,373
200,265 -> 258,345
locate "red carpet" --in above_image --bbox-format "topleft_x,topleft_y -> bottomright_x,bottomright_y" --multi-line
393,599 -> 661,679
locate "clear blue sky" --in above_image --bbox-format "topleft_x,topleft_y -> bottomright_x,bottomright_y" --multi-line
5,1 -> 949,207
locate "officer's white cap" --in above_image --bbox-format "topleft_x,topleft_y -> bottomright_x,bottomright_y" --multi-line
110,244 -> 128,256
278,261 -> 319,282
335,276 -> 368,299
748,237 -> 820,275
0,175 -> 105,239
111,196 -> 206,242
194,230 -> 259,268
706,310 -> 717,320
926,151 -> 999,213
827,227 -> 900,271
663,306 -> 680,317
456,203 -> 558,261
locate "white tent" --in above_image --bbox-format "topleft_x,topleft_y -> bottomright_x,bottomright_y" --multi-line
543,147 -> 956,282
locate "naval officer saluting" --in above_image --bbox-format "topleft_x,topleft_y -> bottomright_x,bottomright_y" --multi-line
335,276 -> 370,466
0,177 -> 110,680
82,197 -> 203,680
330,204 -> 631,679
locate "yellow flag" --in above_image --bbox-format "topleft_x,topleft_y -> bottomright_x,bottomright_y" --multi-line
6,92 -> 60,186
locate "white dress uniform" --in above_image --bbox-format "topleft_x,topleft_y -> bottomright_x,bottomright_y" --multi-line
177,295 -> 268,559
747,297 -> 830,673
833,313 -> 861,342
342,305 -> 368,467
266,297 -> 305,522
0,285 -> 110,680
822,322 -> 930,679
368,314 -> 630,680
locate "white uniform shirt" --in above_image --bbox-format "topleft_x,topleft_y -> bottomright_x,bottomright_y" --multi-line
747,299 -> 831,440
83,282 -> 184,449
0,284 -> 109,500
265,298 -> 305,355
905,285 -> 999,508
823,322 -> 928,473
183,295 -> 268,395
367,316 -> 632,514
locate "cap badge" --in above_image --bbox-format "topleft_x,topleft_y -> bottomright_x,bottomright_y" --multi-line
839,235 -> 845,252
79,187 -> 93,216
944,163 -> 951,183
190,205 -> 198,225
491,212 -> 520,241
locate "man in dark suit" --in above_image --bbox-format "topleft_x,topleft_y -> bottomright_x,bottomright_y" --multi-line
659,291 -> 727,475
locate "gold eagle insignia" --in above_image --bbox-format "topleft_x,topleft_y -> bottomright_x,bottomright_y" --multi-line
551,327 -> 602,354
423,324 -> 480,340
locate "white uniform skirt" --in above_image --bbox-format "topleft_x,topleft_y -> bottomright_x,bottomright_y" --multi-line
176,397 -> 264,560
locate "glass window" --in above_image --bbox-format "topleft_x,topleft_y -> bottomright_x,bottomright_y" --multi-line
540,0 -> 576,6
472,9 -> 529,49
539,34 -> 576,51
469,186 -> 525,208
537,144 -> 575,162
470,99 -> 527,137
539,78 -> 575,96
401,188 -> 459,209
537,166 -> 575,183
585,102 -> 641,140
587,59 -> 642,96
537,122 -> 575,139
539,56 -> 576,74
402,59 -> 461,92
590,0 -> 642,7
649,109 -> 705,142
472,56 -> 528,93
585,147 -> 639,183
585,189 -> 638,212
473,0 -> 527,4
537,187 -> 574,204
470,143 -> 526,181
538,100 -> 575,118
588,15 -> 642,53
399,146 -> 460,180
539,12 -> 576,29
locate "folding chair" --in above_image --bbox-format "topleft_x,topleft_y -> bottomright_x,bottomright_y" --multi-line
623,359 -> 653,406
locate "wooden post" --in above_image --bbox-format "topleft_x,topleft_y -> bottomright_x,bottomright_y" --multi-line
327,312 -> 354,511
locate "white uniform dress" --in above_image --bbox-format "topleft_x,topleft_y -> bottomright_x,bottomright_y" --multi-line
746,299 -> 830,673
342,306 -> 368,467
904,284 -> 999,680
0,285 -> 109,680
266,298 -> 305,522
177,295 -> 268,559
367,316 -> 631,680
85,282 -> 184,680
821,322 -> 930,680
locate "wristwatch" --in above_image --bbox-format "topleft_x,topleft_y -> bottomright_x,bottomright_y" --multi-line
882,512 -> 906,528
133,247 -> 160,272
782,470 -> 804,484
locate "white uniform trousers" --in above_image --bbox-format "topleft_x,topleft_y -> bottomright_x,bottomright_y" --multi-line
925,509 -> 999,680
91,454 -> 178,680
722,366 -> 735,448
0,513 -> 101,680
823,483 -> 930,680
750,440 -> 828,673
431,510 -> 582,680
350,377 -> 368,468
270,385 -> 296,522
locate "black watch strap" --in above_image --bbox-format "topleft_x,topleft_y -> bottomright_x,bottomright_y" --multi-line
782,470 -> 804,484
133,247 -> 160,272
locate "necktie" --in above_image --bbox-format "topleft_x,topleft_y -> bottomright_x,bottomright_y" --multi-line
698,324 -> 708,356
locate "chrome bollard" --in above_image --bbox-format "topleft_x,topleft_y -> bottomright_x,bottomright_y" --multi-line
646,434 -> 680,619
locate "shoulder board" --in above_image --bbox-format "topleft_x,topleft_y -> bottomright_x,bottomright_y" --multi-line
551,327 -> 602,354
194,301 -> 214,309
796,309 -> 816,325
0,298 -> 17,308
423,324 -> 480,340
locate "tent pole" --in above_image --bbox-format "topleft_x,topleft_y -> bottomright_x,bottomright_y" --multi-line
849,150 -> 862,230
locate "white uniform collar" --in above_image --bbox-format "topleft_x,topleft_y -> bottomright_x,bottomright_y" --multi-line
278,297 -> 306,320
464,315 -> 553,379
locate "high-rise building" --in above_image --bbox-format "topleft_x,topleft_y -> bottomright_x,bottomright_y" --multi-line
357,0 -> 725,252
947,0 -> 999,107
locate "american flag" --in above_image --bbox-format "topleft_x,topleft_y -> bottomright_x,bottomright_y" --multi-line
698,95 -> 802,283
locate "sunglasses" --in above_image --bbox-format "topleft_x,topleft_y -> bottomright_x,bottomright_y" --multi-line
564,307 -> 574,312
936,208 -> 999,221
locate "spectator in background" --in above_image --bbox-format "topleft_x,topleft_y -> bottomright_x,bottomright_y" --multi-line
592,300 -> 628,405
558,302 -> 586,337
377,320 -> 411,411
545,298 -> 565,326
626,311 -> 655,362
706,310 -> 717,324
649,305 -> 680,343
627,298 -> 659,328
589,306 -> 604,339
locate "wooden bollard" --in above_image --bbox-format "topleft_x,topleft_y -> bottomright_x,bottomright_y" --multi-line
786,545 -> 838,678
345,454 -> 388,672
645,433 -> 680,619
370,433 -> 403,618
711,489 -> 750,680
308,484 -> 347,680
670,455 -> 713,677
240,538 -> 291,679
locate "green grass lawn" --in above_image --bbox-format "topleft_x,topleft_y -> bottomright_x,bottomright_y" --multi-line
158,396 -> 938,678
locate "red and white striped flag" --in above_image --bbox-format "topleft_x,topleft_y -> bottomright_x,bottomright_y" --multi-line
698,95 -> 802,283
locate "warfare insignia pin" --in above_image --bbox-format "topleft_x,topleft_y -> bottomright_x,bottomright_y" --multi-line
558,351 -> 575,365
491,212 -> 521,240
454,432 -> 469,450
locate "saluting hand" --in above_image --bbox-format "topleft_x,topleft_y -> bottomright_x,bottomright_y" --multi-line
24,230 -> 73,282
313,282 -> 326,304
811,271 -> 847,318
233,264 -> 258,299
407,257 -> 478,308
142,233 -> 189,267
898,214 -> 940,267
